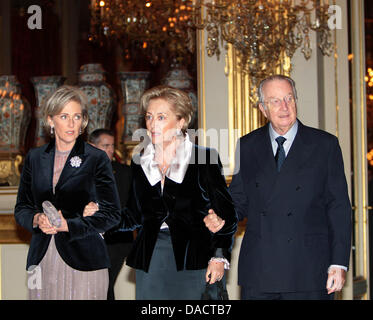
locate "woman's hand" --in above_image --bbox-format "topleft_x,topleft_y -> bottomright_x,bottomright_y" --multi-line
37,213 -> 57,235
83,201 -> 99,217
36,211 -> 69,234
33,213 -> 42,228
55,210 -> 69,232
205,260 -> 225,284
35,200 -> 98,235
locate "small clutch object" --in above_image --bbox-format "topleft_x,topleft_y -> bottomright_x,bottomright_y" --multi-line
42,201 -> 61,228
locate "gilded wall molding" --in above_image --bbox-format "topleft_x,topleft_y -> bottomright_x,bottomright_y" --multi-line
0,214 -> 31,244
350,0 -> 369,299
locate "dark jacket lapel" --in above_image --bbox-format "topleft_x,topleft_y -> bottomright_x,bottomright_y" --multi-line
253,120 -> 316,205
41,139 -> 56,193
253,124 -> 277,173
252,123 -> 278,203
269,121 -> 317,204
279,120 -> 315,175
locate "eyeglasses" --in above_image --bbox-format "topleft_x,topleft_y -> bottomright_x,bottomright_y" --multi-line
265,94 -> 296,108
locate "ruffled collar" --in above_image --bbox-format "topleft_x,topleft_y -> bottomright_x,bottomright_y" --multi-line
140,133 -> 193,186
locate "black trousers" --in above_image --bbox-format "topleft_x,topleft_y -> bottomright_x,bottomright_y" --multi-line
241,286 -> 334,300
106,242 -> 133,300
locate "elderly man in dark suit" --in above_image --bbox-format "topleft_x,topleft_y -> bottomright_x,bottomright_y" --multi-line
205,75 -> 352,300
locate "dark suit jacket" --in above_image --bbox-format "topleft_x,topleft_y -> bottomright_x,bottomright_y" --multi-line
230,121 -> 352,292
14,137 -> 121,271
125,145 -> 238,272
104,161 -> 133,244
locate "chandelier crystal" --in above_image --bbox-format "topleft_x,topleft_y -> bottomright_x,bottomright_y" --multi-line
90,0 -> 334,96
192,0 -> 334,86
90,0 -> 196,66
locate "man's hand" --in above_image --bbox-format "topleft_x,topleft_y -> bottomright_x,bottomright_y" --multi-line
326,267 -> 346,294
204,209 -> 225,233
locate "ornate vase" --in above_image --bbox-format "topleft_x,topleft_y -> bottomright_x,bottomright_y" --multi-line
31,76 -> 66,146
162,67 -> 198,130
0,75 -> 31,186
117,71 -> 150,164
118,71 -> 150,142
78,64 -> 116,135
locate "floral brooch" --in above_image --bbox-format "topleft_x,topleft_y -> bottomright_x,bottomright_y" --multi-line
70,156 -> 82,168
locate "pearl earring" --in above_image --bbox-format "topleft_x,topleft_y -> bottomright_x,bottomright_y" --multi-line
50,126 -> 54,135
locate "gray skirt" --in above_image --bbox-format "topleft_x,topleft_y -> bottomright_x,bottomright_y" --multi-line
135,229 -> 225,300
28,236 -> 109,300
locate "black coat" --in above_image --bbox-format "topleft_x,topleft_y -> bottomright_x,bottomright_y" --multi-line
104,161 -> 133,244
230,121 -> 352,292
14,137 -> 121,271
125,145 -> 238,272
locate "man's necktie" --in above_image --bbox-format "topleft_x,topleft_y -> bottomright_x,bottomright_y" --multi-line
275,136 -> 286,172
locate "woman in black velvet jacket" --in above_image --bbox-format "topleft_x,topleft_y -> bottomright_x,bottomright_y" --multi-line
14,86 -> 121,299
124,86 -> 237,299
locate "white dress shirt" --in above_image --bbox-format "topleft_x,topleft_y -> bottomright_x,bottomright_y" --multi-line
269,120 -> 298,157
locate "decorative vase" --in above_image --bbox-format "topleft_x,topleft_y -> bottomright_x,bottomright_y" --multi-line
78,64 -> 116,135
118,71 -> 150,143
31,76 -> 66,146
0,75 -> 31,186
162,67 -> 198,130
117,71 -> 150,165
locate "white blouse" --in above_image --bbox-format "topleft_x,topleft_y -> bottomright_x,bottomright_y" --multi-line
138,134 -> 230,269
140,133 -> 193,188
140,134 -> 192,230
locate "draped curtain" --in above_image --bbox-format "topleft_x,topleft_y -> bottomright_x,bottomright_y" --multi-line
11,2 -> 61,153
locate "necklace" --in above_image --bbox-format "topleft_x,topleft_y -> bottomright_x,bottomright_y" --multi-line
159,164 -> 169,178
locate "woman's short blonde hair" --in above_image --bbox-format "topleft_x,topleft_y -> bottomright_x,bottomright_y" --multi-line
40,85 -> 89,136
140,85 -> 195,134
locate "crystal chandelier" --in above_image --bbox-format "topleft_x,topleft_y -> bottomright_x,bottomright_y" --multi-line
192,0 -> 334,87
90,0 -> 334,89
90,0 -> 196,66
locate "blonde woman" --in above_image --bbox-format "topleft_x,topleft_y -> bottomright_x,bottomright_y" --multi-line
124,86 -> 237,299
15,85 -> 121,300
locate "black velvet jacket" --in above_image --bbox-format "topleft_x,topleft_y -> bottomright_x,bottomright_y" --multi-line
14,137 -> 121,271
125,145 -> 238,272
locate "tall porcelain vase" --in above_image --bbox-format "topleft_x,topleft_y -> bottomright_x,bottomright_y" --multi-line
162,67 -> 198,130
118,71 -> 150,144
78,64 -> 116,135
31,76 -> 66,146
116,72 -> 150,164
0,76 -> 31,186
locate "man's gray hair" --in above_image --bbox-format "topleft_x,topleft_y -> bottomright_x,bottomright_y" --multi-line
258,75 -> 298,106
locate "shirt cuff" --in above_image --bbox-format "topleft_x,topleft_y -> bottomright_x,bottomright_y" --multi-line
328,264 -> 348,273
209,257 -> 230,270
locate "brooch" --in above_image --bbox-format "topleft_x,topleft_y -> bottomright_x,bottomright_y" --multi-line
70,156 -> 82,168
